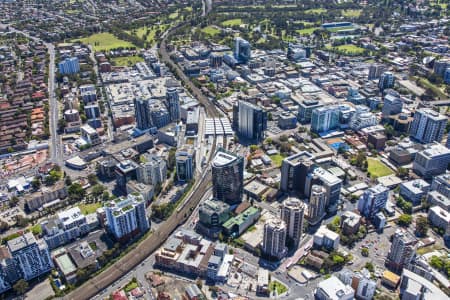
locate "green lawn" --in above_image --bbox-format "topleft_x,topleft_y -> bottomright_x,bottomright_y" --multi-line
414,77 -> 447,99
221,18 -> 243,26
127,25 -> 169,44
74,33 -> 136,51
111,55 -> 144,67
269,281 -> 288,295
305,8 -> 327,14
326,44 -> 365,54
367,158 -> 394,178
169,12 -> 179,19
292,20 -> 315,26
31,224 -> 42,235
326,26 -> 356,32
270,154 -> 285,167
78,203 -> 102,215
296,27 -> 320,35
124,279 -> 138,292
341,9 -> 362,17
201,26 -> 221,36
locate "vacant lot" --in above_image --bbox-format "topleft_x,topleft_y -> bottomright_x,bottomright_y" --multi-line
75,33 -> 135,51
111,56 -> 144,67
367,158 -> 394,178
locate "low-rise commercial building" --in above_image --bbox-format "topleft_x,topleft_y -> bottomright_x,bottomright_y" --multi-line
313,225 -> 340,251
399,179 -> 430,206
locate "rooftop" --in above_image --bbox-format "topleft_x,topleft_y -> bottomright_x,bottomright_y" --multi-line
7,232 -> 37,253
223,206 -> 260,229
212,149 -> 241,167
317,276 -> 354,300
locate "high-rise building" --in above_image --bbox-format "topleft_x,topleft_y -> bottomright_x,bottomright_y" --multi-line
346,87 -> 366,105
308,185 -> 327,225
104,194 -> 150,241
41,207 -> 91,249
209,52 -> 223,68
446,132 -> 450,149
234,37 -> 251,63
357,184 -> 389,218
413,143 -> 450,179
281,198 -> 305,248
134,98 -> 152,130
137,154 -> 167,186
166,88 -> 180,122
297,100 -> 323,124
150,102 -> 171,128
58,57 -> 80,75
305,167 -> 342,211
280,151 -> 315,195
237,100 -> 267,142
368,64 -> 385,80
311,106 -> 340,133
433,59 -> 450,77
262,218 -> 287,259
410,108 -> 447,143
211,149 -> 244,204
7,233 -> 53,281
444,67 -> 450,84
176,146 -> 195,182
382,90 -> 403,118
386,229 -> 417,273
348,105 -> 378,131
378,71 -> 395,90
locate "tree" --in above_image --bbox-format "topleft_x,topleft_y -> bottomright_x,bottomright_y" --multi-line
13,279 -> 28,296
365,262 -> 374,272
9,196 -> 19,208
430,255 -> 444,270
0,220 -> 9,233
397,214 -> 413,227
91,184 -> 106,198
87,173 -> 98,186
16,215 -> 30,227
361,247 -> 369,257
68,183 -> 86,202
31,177 -> 41,190
415,216 -> 429,237
249,145 -> 259,153
396,167 -> 408,178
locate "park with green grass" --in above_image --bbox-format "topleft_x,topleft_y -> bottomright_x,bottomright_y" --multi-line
326,44 -> 366,55
367,158 -> 394,178
221,18 -> 244,27
74,33 -> 136,51
126,25 -> 169,44
201,26 -> 221,36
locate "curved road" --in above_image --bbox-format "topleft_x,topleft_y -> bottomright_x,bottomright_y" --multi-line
64,169 -> 213,300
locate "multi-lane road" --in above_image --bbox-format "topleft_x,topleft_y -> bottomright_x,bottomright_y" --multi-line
47,43 -> 64,165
